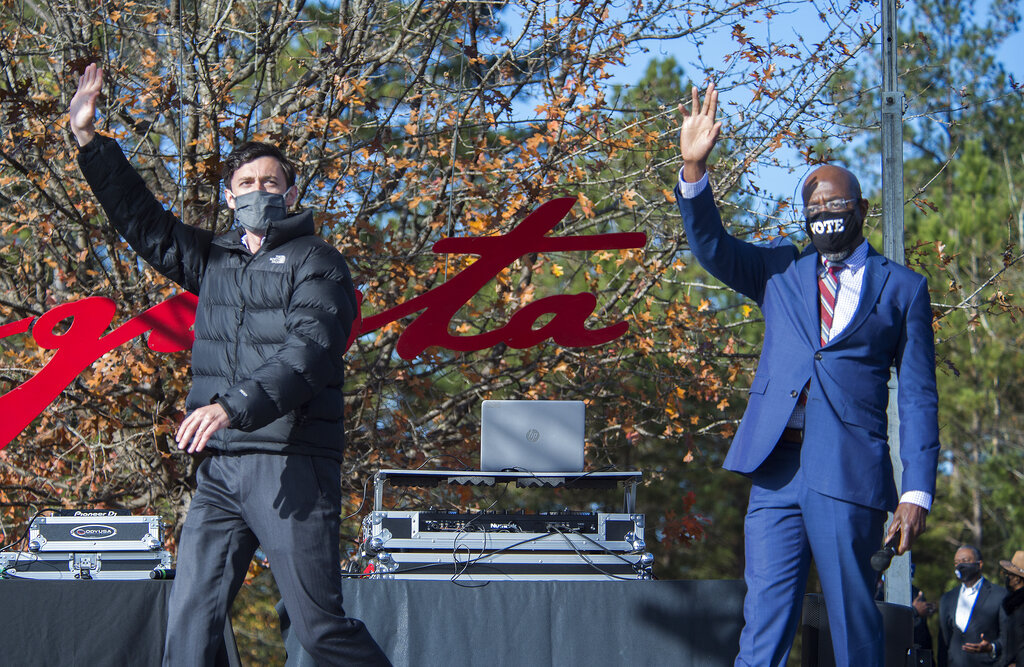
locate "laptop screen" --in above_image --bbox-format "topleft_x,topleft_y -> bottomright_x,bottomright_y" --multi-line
479,400 -> 585,472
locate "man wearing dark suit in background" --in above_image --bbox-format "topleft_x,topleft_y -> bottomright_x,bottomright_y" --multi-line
674,83 -> 940,666
939,545 -> 1008,666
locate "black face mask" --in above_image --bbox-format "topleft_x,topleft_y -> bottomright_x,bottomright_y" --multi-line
805,208 -> 864,258
955,562 -> 982,582
233,190 -> 287,235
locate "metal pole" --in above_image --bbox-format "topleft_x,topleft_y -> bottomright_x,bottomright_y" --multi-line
880,0 -> 911,608
881,0 -> 906,265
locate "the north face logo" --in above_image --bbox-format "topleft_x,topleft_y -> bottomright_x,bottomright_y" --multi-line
270,255 -> 286,264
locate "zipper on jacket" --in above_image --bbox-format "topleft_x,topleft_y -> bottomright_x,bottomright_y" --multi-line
231,249 -> 260,383
232,301 -> 246,383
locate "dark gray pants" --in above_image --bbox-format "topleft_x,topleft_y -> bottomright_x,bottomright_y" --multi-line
162,452 -> 390,666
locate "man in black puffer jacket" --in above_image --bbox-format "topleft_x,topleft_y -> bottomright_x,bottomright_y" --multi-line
71,64 -> 390,666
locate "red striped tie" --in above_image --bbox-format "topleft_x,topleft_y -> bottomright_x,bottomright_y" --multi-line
797,261 -> 842,409
819,260 -> 841,346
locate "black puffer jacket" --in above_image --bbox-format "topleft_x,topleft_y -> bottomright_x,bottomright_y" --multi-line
79,135 -> 356,460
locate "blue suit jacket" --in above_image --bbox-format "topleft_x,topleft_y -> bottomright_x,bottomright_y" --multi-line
677,184 -> 939,511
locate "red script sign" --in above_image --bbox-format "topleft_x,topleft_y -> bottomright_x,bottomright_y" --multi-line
0,197 -> 645,448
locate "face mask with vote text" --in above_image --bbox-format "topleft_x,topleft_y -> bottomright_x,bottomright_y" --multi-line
804,208 -> 863,256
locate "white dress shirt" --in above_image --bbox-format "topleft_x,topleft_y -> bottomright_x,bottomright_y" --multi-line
955,576 -> 983,632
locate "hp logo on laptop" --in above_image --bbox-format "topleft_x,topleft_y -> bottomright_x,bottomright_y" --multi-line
526,429 -> 540,442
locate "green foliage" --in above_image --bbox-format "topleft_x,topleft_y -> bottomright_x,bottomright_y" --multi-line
836,0 -> 1024,606
9,0 -> 1018,658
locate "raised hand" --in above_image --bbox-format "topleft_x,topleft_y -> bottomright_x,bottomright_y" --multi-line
69,63 -> 104,147
677,82 -> 722,182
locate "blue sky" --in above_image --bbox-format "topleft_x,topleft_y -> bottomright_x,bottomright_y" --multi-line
596,0 -> 1023,205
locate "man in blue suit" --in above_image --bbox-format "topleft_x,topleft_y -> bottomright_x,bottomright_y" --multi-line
674,84 -> 940,666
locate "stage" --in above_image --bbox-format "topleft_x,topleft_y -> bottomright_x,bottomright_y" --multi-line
0,578 -> 746,666
0,578 -> 916,665
0,579 -> 237,667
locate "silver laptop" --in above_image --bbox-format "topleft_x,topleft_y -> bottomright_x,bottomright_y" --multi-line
479,400 -> 585,472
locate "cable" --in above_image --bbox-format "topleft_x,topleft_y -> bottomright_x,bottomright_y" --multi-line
412,454 -> 472,471
0,550 -> 74,580
450,542 -> 490,588
0,507 -> 56,553
450,531 -> 554,586
357,530 -> 558,581
359,470 -> 647,582
341,476 -> 371,522
498,465 -> 619,487
446,481 -> 512,555
446,527 -> 644,583
551,526 -> 643,581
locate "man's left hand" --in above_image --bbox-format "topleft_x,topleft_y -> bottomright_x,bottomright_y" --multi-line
175,403 -> 231,454
885,502 -> 928,555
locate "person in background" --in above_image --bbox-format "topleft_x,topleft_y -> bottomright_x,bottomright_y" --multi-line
911,561 -> 938,667
938,545 -> 1007,667
1000,550 -> 1024,667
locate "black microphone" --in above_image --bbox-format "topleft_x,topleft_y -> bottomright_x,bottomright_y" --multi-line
871,533 -> 899,572
150,568 -> 176,580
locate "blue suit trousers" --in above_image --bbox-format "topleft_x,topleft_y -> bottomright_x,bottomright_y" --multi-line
736,441 -> 886,667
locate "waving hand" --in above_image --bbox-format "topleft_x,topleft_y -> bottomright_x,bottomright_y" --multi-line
69,63 -> 104,147
678,82 -> 722,182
